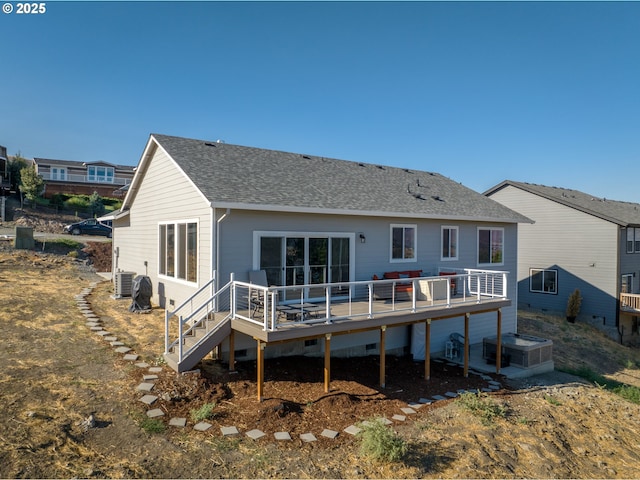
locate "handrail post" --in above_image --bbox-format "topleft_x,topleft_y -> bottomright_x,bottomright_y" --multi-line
446,278 -> 451,306
325,286 -> 332,323
368,282 -> 374,318
411,278 -> 417,312
270,291 -> 277,331
230,272 -> 235,317
178,315 -> 183,362
164,309 -> 169,354
503,272 -> 508,298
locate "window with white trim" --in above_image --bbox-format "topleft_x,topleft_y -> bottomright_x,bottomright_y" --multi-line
88,165 -> 115,183
51,167 -> 66,180
441,226 -> 458,260
390,224 -> 416,262
530,268 -> 557,294
159,221 -> 197,282
477,227 -> 503,265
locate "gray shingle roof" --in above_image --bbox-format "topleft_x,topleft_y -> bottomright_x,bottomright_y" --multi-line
486,180 -> 640,226
146,134 -> 530,223
33,157 -> 134,171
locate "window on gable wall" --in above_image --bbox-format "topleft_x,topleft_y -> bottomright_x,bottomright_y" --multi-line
530,268 -> 557,294
441,226 -> 458,260
390,224 -> 416,262
159,221 -> 198,282
478,227 -> 503,265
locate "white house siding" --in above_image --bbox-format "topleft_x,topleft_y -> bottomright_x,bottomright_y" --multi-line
114,146 -> 212,309
214,209 -> 517,359
490,186 -> 619,326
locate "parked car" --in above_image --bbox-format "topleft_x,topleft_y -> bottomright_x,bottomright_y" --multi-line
64,219 -> 112,237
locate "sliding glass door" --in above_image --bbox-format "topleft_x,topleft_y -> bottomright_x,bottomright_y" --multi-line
258,233 -> 352,302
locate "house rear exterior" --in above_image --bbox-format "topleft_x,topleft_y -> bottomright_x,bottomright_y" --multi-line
113,134 -> 530,365
486,180 -> 640,343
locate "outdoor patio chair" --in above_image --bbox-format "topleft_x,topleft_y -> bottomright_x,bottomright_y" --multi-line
248,270 -> 268,316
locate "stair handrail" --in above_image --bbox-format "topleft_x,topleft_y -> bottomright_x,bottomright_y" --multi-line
164,276 -> 232,355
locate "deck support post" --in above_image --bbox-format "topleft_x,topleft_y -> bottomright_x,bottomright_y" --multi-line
424,319 -> 431,380
324,334 -> 331,393
496,309 -> 502,374
464,313 -> 470,378
379,326 -> 386,388
228,330 -> 235,372
256,339 -> 265,402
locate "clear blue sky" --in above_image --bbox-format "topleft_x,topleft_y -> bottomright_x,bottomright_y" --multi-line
1,1 -> 639,201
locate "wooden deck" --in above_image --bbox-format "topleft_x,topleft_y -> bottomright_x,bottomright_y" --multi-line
232,295 -> 512,344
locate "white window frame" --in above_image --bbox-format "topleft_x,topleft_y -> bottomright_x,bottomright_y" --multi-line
441,226 -> 458,261
390,223 -> 417,263
627,228 -> 634,254
158,219 -> 199,285
530,268 -> 558,294
51,167 -> 66,181
621,273 -> 634,294
477,227 -> 504,266
88,165 -> 115,183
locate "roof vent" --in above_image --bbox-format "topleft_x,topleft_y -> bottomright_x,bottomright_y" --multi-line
376,165 -> 385,170
431,195 -> 445,202
204,142 -> 217,147
301,155 -> 311,159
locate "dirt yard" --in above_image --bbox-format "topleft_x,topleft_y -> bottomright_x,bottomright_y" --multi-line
2,238 -> 640,478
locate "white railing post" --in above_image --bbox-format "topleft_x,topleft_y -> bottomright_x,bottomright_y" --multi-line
446,278 -> 451,306
230,272 -> 235,317
211,270 -> 217,312
164,309 -> 170,354
178,315 -> 183,362
411,279 -> 417,312
368,282 -> 374,318
503,272 -> 508,298
325,286 -> 332,323
270,291 -> 277,331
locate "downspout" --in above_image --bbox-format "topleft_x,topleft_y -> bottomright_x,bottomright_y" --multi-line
215,207 -> 231,281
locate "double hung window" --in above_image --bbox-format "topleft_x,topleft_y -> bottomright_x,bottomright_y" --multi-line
478,228 -> 503,265
441,226 -> 458,260
391,224 -> 416,262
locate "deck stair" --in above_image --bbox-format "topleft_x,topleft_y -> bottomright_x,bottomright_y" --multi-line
163,314 -> 231,372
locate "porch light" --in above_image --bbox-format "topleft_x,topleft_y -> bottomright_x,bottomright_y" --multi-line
359,233 -> 366,243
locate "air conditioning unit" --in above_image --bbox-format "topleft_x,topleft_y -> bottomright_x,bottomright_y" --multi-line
114,271 -> 135,298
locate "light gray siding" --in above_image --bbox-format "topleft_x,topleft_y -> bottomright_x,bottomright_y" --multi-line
214,209 -> 518,357
114,145 -> 212,308
490,185 -> 619,325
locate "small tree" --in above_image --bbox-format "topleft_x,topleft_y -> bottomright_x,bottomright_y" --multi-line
566,288 -> 582,322
89,191 -> 105,217
19,165 -> 44,208
8,153 -> 28,192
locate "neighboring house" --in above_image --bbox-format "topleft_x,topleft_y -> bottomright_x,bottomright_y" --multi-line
486,180 -> 640,344
0,145 -> 8,193
33,158 -> 135,198
113,134 -> 530,381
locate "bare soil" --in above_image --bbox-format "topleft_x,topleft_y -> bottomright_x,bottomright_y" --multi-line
2,212 -> 640,478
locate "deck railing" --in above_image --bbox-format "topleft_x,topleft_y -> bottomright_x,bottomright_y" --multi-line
164,269 -> 508,366
620,293 -> 640,312
39,172 -> 132,186
233,269 -> 508,332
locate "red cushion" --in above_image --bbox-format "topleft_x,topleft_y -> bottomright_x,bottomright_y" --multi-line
384,272 -> 400,279
408,270 -> 422,278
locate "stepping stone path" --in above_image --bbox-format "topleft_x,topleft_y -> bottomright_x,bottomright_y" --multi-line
77,281 -> 507,444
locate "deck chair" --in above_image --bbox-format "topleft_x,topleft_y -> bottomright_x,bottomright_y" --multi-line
248,270 -> 268,316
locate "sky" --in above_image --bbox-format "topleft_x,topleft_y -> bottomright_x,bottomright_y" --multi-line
1,1 -> 639,201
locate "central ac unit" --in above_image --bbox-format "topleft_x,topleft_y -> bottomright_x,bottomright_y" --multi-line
114,271 -> 135,298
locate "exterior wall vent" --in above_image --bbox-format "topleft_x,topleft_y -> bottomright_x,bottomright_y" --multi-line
114,271 -> 135,298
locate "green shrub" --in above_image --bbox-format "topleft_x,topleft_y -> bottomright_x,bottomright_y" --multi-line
357,418 -> 407,463
190,402 -> 217,422
140,417 -> 166,434
457,392 -> 507,425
